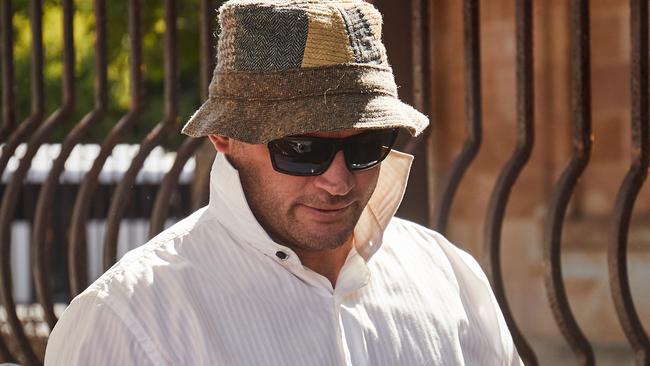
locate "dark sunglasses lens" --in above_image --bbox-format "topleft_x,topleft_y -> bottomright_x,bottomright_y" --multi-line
345,129 -> 397,170
269,138 -> 333,175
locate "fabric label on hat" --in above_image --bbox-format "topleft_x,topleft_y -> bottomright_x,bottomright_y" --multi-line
234,7 -> 309,71
340,6 -> 383,65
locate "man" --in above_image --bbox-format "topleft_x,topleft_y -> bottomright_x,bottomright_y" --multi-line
46,0 -> 523,365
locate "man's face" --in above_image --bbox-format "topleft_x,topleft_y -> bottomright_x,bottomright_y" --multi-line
211,130 -> 381,252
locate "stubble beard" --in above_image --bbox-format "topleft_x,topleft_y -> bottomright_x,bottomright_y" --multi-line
284,198 -> 363,250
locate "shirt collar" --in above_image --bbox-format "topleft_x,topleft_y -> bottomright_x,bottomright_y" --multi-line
207,149 -> 413,263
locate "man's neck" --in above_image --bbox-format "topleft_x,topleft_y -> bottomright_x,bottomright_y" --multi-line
291,238 -> 354,288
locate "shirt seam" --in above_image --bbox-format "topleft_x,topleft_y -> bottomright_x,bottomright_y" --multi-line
93,295 -> 172,365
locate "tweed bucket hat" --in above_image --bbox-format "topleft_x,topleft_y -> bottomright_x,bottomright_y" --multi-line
182,0 -> 429,144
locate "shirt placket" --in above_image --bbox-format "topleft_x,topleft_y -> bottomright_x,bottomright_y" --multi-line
334,293 -> 353,366
335,251 -> 369,366
268,244 -> 371,366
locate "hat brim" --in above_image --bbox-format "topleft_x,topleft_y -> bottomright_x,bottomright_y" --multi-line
181,93 -> 429,144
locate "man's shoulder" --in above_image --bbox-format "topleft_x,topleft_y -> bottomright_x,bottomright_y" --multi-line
382,217 -> 485,277
385,216 -> 437,235
383,216 -> 446,250
80,207 -> 219,301
49,207 -> 240,364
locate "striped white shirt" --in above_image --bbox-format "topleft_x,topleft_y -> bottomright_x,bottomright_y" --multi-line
45,151 -> 522,365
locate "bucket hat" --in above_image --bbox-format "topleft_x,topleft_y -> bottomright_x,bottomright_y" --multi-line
182,0 -> 429,144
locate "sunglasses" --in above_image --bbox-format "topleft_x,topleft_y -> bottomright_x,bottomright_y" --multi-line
267,129 -> 399,176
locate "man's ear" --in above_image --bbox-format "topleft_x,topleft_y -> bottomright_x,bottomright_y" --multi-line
208,134 -> 231,153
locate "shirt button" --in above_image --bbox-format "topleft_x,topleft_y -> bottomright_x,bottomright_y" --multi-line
275,251 -> 289,260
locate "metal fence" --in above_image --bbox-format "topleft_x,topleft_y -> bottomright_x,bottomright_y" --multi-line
0,0 -> 649,365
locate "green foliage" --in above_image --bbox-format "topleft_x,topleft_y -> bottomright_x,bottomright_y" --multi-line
2,0 -> 221,147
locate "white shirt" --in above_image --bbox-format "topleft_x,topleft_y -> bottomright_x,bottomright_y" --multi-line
45,150 -> 522,365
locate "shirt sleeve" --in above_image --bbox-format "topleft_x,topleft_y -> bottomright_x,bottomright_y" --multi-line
44,294 -> 162,366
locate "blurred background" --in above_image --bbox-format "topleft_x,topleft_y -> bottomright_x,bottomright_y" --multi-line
0,0 -> 649,365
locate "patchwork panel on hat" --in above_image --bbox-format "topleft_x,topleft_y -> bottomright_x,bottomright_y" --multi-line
233,6 -> 309,71
216,5 -> 238,71
301,6 -> 354,67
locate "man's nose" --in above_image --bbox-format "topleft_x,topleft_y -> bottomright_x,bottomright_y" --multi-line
313,151 -> 354,196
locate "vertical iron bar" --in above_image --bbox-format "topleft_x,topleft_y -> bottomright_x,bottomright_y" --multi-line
410,0 -> 426,113
200,0 -> 216,102
68,0 -> 143,297
608,0 -> 650,364
0,0 -> 75,362
192,0 -> 218,211
32,0 -> 107,332
483,0 -> 537,364
0,7 -> 45,358
542,0 -> 595,364
0,0 -> 16,142
401,0 -> 432,156
0,0 -> 45,180
103,0 -> 178,269
432,0 -> 482,234
0,1 -> 18,354
0,1 -> 15,360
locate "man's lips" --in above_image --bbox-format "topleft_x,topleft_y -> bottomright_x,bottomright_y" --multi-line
309,203 -> 352,211
299,202 -> 354,220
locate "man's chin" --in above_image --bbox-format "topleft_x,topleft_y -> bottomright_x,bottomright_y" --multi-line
283,205 -> 362,250
291,225 -> 355,251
